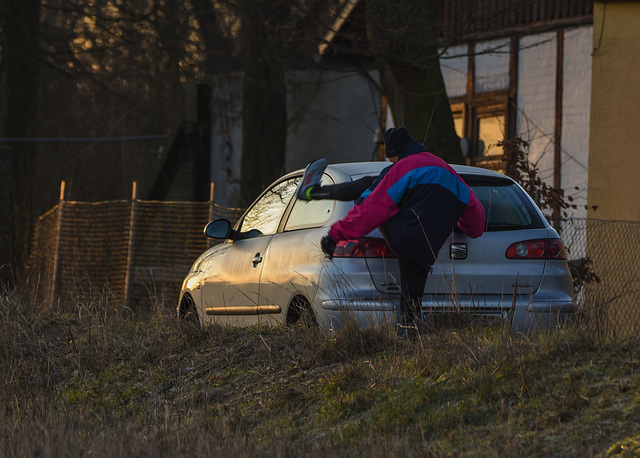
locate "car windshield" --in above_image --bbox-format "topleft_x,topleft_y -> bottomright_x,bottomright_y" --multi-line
464,177 -> 544,231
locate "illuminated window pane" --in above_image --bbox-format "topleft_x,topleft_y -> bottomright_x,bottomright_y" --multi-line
454,117 -> 464,138
479,115 -> 505,159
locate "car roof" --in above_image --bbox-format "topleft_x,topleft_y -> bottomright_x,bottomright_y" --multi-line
311,161 -> 512,182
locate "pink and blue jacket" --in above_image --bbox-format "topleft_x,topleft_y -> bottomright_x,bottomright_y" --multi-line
328,145 -> 486,269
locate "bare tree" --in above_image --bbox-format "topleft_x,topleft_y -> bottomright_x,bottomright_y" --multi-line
36,0 -> 201,201
186,0 -> 334,205
0,0 -> 468,280
0,0 -> 41,283
237,1 -> 287,205
366,0 -> 463,163
1,0 -> 207,279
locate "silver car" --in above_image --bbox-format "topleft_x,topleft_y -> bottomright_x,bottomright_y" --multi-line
178,161 -> 575,333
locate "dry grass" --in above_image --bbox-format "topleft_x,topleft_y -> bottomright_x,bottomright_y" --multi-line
1,285 -> 639,457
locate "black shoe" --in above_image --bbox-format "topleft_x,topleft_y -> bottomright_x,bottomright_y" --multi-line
297,158 -> 328,200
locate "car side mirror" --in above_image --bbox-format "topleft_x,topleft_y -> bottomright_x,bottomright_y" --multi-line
204,219 -> 234,239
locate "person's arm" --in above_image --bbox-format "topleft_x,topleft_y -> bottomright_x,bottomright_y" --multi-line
456,189 -> 485,238
329,165 -> 403,241
329,191 -> 398,241
310,175 -> 377,201
355,165 -> 392,205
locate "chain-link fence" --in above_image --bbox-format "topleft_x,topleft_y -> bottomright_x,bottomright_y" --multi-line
552,217 -> 640,338
28,195 -> 243,311
582,219 -> 639,337
27,198 -> 640,336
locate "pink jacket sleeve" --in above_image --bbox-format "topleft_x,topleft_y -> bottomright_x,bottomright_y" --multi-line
456,189 -> 486,238
328,191 -> 399,241
328,173 -> 400,242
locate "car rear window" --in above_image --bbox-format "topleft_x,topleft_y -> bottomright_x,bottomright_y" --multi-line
463,176 -> 544,232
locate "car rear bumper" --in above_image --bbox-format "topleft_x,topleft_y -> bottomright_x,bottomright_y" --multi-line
420,295 -> 575,333
317,294 -> 575,334
514,305 -> 575,333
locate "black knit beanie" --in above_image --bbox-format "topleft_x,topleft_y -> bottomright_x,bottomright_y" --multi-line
383,127 -> 415,158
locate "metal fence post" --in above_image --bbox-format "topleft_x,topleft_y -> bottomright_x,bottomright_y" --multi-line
49,181 -> 66,307
124,182 -> 138,307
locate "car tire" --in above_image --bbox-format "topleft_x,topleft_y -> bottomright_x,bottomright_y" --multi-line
286,296 -> 317,327
179,294 -> 200,325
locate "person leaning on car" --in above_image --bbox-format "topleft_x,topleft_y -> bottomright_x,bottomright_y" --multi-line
300,127 -> 486,331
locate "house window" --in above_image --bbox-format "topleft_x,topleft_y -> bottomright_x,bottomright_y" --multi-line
449,39 -> 515,172
453,101 -> 508,170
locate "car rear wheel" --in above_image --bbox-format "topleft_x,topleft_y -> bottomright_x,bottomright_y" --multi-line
286,296 -> 317,327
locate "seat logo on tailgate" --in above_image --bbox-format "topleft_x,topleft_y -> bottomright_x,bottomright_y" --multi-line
450,243 -> 467,260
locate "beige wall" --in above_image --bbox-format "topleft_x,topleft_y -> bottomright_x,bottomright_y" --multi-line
588,2 -> 640,220
587,2 -> 640,337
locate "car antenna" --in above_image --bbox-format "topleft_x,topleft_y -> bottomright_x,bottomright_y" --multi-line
422,107 -> 435,145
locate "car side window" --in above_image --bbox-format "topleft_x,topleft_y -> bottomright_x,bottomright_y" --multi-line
239,178 -> 299,237
284,175 -> 335,231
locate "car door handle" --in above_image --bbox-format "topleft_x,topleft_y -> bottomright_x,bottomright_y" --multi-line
252,253 -> 263,267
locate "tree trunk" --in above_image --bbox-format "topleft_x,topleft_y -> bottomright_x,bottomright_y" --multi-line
0,0 -> 41,283
189,0 -> 234,75
366,0 -> 463,164
239,2 -> 287,206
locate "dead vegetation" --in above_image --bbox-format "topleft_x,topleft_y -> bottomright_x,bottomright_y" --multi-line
1,285 -> 639,457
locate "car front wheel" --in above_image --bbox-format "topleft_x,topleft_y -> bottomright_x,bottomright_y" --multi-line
179,294 -> 200,325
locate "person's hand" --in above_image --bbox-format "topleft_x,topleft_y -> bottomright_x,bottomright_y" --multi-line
321,235 -> 337,260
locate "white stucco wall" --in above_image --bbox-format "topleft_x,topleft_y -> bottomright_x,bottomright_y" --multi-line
517,32 -> 558,184
285,70 -> 382,171
441,44 -> 468,98
210,73 -> 244,208
517,29 -> 592,219
561,27 -> 592,218
475,39 -> 511,93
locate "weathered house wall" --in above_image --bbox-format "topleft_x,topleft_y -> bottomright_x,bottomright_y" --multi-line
588,2 -> 640,221
586,1 -> 640,337
208,70 -> 383,208
561,27 -> 593,207
441,26 -> 592,218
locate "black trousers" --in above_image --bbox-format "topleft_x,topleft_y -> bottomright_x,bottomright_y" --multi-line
313,174 -> 429,326
398,257 -> 430,326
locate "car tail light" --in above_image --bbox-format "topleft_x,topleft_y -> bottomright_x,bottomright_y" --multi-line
333,237 -> 397,258
506,238 -> 566,260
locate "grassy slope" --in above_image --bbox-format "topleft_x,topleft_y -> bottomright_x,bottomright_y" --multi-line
1,293 -> 639,457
